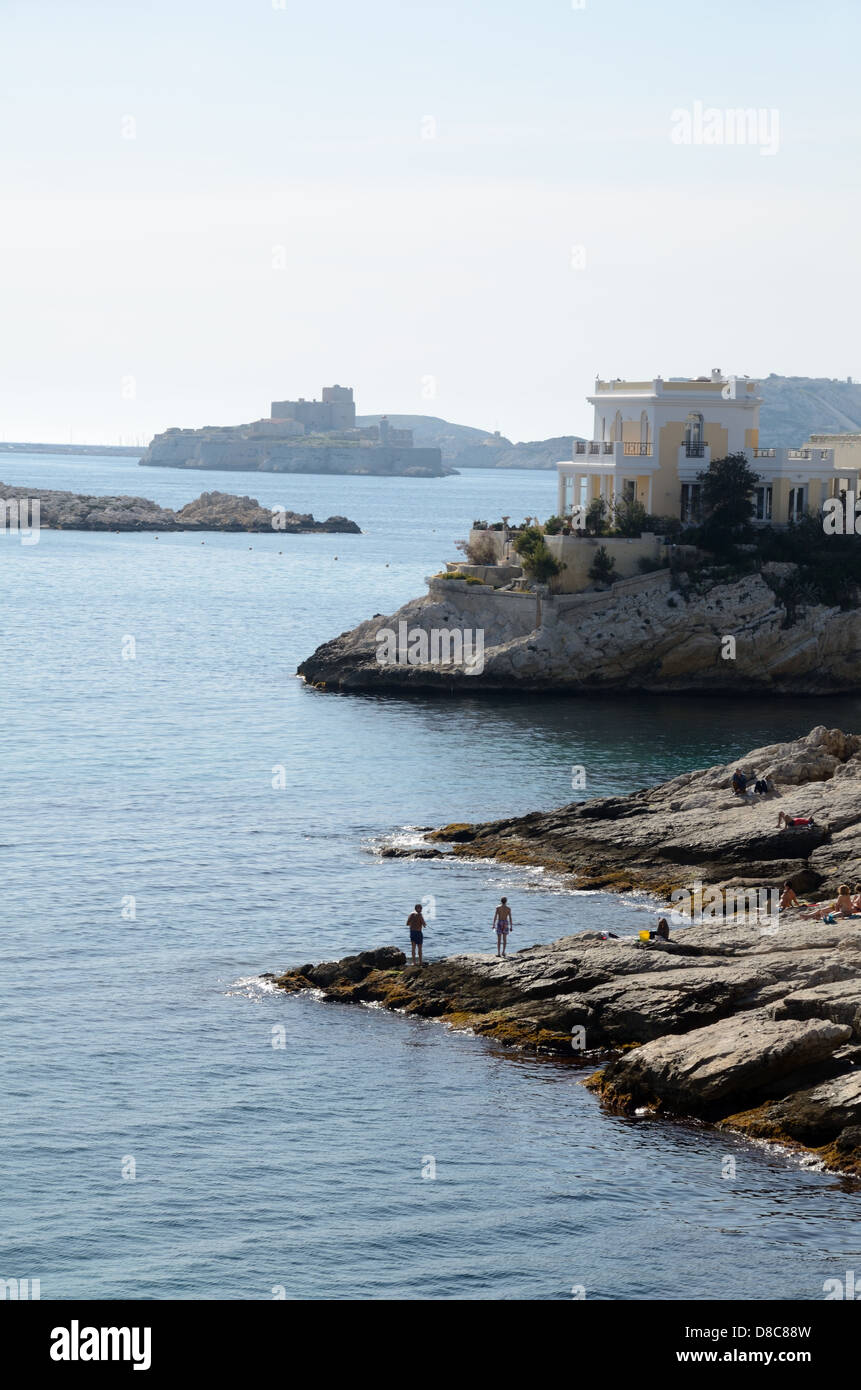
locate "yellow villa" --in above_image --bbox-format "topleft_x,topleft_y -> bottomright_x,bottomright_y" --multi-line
556,370 -> 861,526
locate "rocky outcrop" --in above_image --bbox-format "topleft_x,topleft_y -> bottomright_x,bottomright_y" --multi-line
298,569 -> 861,693
412,726 -> 861,897
0,483 -> 359,533
268,728 -> 861,1177
270,917 -> 861,1176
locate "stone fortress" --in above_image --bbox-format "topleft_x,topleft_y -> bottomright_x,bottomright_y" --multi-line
139,386 -> 449,477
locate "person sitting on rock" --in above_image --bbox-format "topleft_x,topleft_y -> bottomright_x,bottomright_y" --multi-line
835,885 -> 858,918
852,883 -> 861,912
779,881 -> 800,911
801,886 -> 857,921
778,812 -> 815,829
731,770 -> 748,796
753,775 -> 771,795
655,918 -> 670,941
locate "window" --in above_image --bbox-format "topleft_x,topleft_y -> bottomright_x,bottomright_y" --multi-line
788,487 -> 805,521
753,486 -> 772,521
684,412 -> 705,457
680,483 -> 701,523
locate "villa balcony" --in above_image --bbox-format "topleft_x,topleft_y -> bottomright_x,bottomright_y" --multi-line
678,443 -> 711,477
573,440 -> 654,460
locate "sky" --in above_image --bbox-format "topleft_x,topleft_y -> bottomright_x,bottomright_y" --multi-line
2,0 -> 860,444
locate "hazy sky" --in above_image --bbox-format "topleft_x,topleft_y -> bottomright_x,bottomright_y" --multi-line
2,0 -> 860,444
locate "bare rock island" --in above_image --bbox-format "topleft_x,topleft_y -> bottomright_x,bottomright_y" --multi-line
269,728 -> 861,1177
0,483 -> 360,533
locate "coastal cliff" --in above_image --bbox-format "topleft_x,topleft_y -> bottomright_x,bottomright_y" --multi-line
0,483 -> 360,533
269,729 -> 861,1177
298,569 -> 861,693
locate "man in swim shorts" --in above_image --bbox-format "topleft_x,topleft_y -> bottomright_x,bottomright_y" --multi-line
407,903 -> 426,966
493,896 -> 513,957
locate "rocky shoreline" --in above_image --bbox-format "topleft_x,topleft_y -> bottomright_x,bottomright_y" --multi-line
0,483 -> 360,533
298,569 -> 861,693
269,728 -> 861,1178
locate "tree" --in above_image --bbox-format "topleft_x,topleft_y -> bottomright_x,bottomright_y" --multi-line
588,544 -> 616,585
612,496 -> 648,537
696,452 -> 760,542
585,496 -> 608,536
513,526 -> 562,583
457,531 -> 498,565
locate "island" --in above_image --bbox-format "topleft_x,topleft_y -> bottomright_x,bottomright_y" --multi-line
0,483 -> 360,533
139,385 -> 455,478
268,727 -> 861,1178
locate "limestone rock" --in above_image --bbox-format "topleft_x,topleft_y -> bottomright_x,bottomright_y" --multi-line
598,1013 -> 851,1112
298,570 -> 861,693
0,482 -> 359,533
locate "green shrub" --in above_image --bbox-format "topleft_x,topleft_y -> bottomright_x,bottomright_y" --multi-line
585,497 -> 608,536
637,555 -> 667,574
543,514 -> 564,535
588,545 -> 616,585
613,497 -> 648,537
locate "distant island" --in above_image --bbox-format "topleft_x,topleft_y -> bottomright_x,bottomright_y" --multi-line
8,373 -> 861,475
138,385 -> 454,477
0,483 -> 360,533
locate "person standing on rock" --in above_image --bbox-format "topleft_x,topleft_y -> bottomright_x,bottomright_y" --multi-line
493,897 -> 513,957
407,904 -> 426,967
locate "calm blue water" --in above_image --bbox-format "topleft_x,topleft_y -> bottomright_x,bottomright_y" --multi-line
1,453 -> 859,1300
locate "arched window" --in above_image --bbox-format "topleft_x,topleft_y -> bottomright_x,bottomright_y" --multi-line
684,412 -> 704,457
612,410 -> 623,443
640,411 -> 650,451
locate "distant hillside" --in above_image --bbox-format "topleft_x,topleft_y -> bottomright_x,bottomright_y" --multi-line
362,376 -> 861,470
757,374 -> 861,445
356,414 -> 576,469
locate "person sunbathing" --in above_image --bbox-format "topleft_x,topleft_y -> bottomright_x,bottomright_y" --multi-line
801,885 -> 859,921
835,885 -> 859,917
778,812 -> 815,829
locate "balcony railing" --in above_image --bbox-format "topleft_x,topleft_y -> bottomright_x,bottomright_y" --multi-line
573,440 -> 652,457
574,440 -> 614,456
684,441 -> 706,458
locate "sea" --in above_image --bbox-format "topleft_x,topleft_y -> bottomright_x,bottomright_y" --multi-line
1,453 -> 859,1300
